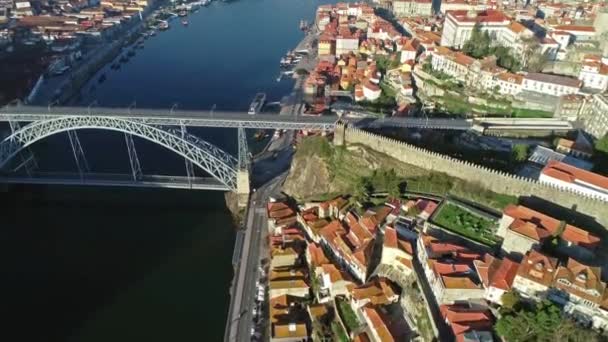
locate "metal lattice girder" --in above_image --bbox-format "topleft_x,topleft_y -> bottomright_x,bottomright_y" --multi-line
0,116 -> 238,190
8,120 -> 39,175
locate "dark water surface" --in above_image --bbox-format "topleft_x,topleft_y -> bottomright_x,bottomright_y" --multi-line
1,0 -> 336,341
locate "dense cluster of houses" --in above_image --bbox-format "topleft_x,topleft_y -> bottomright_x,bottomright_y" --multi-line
1,0 -> 150,45
304,2 -> 418,113
263,189 -> 608,341
304,1 -> 608,138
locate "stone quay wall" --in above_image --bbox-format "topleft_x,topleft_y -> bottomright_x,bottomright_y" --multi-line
335,123 -> 608,227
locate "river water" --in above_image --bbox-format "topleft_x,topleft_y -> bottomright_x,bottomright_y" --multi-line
1,0 -> 336,341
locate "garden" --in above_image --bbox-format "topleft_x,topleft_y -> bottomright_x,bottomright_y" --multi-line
432,203 -> 500,246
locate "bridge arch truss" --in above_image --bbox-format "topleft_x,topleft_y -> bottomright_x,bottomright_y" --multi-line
0,116 -> 239,190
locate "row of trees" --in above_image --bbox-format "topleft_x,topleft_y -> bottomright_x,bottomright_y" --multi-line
462,24 -> 548,73
496,292 -> 605,341
353,169 -> 402,202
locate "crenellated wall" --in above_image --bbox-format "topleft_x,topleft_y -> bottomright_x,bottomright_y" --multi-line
338,123 -> 608,227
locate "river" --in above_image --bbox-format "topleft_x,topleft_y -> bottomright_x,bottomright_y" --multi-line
1,0 -> 337,341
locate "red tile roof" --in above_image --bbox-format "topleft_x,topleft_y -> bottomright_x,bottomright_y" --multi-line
441,304 -> 493,342
503,204 -> 599,247
516,250 -> 558,287
474,255 -> 519,291
542,160 -> 608,190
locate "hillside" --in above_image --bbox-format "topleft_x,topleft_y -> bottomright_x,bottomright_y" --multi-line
283,136 -> 517,210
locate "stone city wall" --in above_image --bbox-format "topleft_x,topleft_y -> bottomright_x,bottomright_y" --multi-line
336,123 -> 608,227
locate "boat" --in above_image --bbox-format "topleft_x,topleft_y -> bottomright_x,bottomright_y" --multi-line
178,10 -> 187,17
158,20 -> 169,30
248,93 -> 266,115
203,0 -> 210,6
182,19 -> 189,26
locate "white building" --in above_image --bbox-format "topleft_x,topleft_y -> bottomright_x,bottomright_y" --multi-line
579,94 -> 608,139
491,72 -> 524,96
539,160 -> 608,201
522,72 -> 581,97
430,46 -> 475,82
392,0 -> 433,17
578,56 -> 608,92
439,0 -> 488,14
440,10 -> 511,49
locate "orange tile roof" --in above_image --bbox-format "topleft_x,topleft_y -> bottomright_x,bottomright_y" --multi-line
554,258 -> 605,305
516,250 -> 558,287
503,204 -> 599,247
554,25 -> 595,33
474,255 -> 519,291
308,242 -> 330,267
363,305 -> 395,342
542,160 -> 608,190
384,227 -> 414,255
351,278 -> 398,305
441,275 -> 482,289
440,304 -> 493,341
321,263 -> 353,283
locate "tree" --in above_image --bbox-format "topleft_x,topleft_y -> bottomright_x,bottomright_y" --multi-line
511,144 -> 529,162
496,299 -> 604,342
295,68 -> 309,76
500,291 -> 521,312
594,134 -> 608,154
353,176 -> 373,203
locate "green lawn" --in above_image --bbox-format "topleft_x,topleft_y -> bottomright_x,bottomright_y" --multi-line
433,203 -> 500,246
336,297 -> 361,333
512,108 -> 554,118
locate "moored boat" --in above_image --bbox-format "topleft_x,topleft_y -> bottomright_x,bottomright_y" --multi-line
248,93 -> 266,115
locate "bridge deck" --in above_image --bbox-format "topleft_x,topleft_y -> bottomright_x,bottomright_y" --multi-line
0,172 -> 230,191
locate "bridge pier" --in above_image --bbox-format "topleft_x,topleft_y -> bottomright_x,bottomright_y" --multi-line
236,169 -> 250,208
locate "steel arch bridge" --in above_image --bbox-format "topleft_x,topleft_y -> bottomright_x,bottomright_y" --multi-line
0,116 -> 240,190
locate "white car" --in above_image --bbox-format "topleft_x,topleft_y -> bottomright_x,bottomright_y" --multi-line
251,327 -> 255,336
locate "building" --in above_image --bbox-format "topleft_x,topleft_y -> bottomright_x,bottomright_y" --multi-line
549,258 -> 606,327
552,25 -> 596,42
417,235 -> 485,304
555,137 -> 593,160
522,73 -> 581,97
269,295 -> 310,342
336,28 -> 360,56
540,160 -> 608,201
474,254 -> 520,305
440,304 -> 494,342
317,263 -> 356,302
362,80 -> 382,101
498,204 -> 600,260
579,94 -> 608,139
439,0 -> 488,14
318,35 -> 335,56
578,56 -> 608,92
349,277 -> 399,308
512,250 -> 558,301
553,94 -> 587,121
430,46 -> 475,82
491,72 -> 524,96
361,305 -> 399,342
440,10 -> 511,49
268,201 -> 297,234
376,226 -> 415,284
391,0 -> 433,17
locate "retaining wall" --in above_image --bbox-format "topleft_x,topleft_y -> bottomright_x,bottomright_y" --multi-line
337,124 -> 608,227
